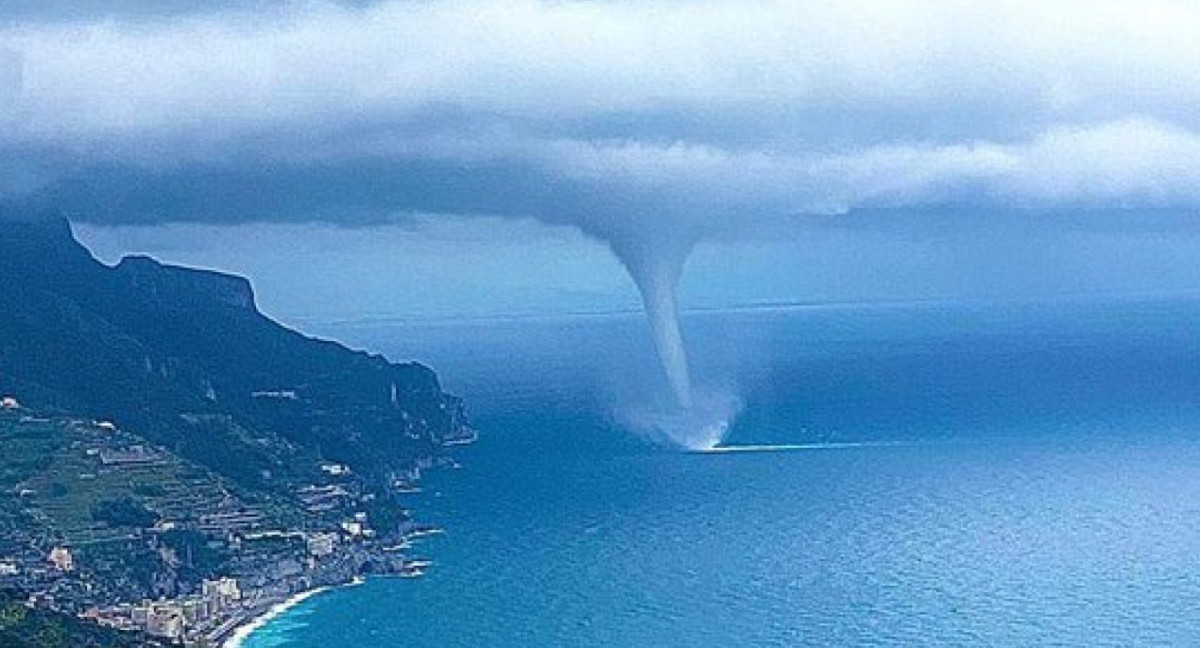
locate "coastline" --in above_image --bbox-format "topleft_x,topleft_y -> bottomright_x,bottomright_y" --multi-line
209,467 -> 456,647
220,579 -> 363,648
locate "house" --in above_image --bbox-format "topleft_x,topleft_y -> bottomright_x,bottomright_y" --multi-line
306,532 -> 338,558
141,604 -> 186,640
320,462 -> 352,477
202,577 -> 242,603
48,546 -> 74,572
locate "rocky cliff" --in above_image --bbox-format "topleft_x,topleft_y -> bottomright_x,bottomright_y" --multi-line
0,215 -> 470,489
115,255 -> 257,312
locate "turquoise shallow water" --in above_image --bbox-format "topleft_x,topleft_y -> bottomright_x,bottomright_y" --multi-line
247,300 -> 1200,647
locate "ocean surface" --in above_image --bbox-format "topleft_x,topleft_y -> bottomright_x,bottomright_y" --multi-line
245,299 -> 1200,647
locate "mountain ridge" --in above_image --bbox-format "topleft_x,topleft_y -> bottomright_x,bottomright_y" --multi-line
0,217 -> 470,488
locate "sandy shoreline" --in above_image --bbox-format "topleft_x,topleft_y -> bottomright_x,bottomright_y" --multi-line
221,587 -> 328,648
221,583 -> 349,648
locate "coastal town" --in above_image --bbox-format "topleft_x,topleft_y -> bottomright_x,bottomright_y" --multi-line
0,219 -> 479,647
0,395 -> 473,646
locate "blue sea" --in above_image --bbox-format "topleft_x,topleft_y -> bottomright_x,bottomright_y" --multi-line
245,299 -> 1200,647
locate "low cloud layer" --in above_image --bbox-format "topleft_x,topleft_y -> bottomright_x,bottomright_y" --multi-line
2,0 -> 1200,232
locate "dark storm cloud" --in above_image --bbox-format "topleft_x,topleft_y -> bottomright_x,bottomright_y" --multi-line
3,0 -> 1200,235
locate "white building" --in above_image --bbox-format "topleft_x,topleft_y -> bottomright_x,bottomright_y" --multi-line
306,532 -> 338,558
320,462 -> 352,477
202,577 -> 242,603
48,546 -> 73,572
340,520 -> 365,537
141,604 -> 186,640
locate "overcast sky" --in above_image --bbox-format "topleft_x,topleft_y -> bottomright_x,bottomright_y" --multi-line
6,0 -> 1200,321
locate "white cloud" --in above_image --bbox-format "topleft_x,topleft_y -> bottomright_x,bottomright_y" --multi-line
3,0 -> 1200,233
535,118 -> 1200,227
5,0 -> 1200,137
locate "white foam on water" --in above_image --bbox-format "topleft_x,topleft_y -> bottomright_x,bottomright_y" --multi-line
223,587 -> 329,648
696,441 -> 903,454
617,388 -> 742,450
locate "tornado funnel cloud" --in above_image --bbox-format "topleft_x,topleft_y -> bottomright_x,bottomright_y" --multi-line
607,230 -> 743,449
634,258 -> 692,409
610,234 -> 694,410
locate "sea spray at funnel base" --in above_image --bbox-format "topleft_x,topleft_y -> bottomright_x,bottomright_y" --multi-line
605,227 -> 745,448
616,388 -> 743,450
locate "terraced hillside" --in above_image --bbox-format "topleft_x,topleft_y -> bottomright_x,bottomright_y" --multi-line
0,215 -> 474,645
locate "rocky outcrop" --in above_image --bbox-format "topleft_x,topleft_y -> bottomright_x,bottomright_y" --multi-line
116,255 -> 257,312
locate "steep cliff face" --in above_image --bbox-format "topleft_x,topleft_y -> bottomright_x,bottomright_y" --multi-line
115,255 -> 257,312
1,216 -> 98,290
0,217 -> 469,488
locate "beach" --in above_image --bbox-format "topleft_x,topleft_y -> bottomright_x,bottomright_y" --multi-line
222,576 -> 371,648
221,587 -> 331,648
